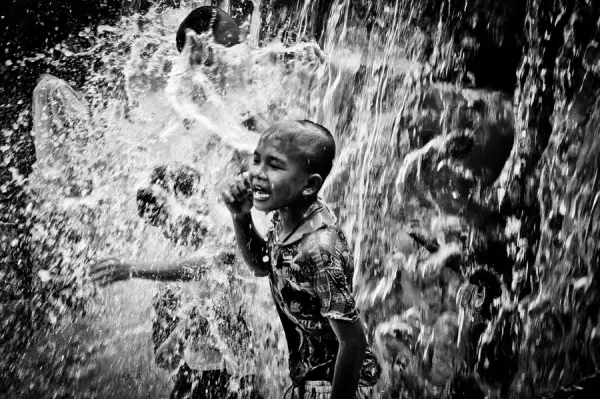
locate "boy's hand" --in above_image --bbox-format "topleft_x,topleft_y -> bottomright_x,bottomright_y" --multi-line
89,257 -> 133,286
221,171 -> 253,219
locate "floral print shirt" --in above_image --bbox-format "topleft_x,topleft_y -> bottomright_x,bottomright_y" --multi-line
264,202 -> 381,385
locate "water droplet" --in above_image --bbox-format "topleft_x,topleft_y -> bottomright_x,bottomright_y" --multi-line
38,270 -> 51,282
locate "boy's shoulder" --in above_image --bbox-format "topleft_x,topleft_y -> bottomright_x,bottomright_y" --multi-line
301,224 -> 342,249
298,203 -> 350,252
297,225 -> 352,269
269,200 -> 341,247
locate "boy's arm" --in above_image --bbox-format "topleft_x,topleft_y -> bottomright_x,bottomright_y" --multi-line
329,319 -> 367,399
221,172 -> 269,277
90,253 -> 229,286
130,256 -> 215,281
231,212 -> 269,277
309,228 -> 368,398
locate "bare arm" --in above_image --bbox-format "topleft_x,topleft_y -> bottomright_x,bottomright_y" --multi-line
90,253 -> 231,286
329,318 -> 367,399
231,212 -> 269,277
221,172 -> 269,277
310,228 -> 367,398
130,256 -> 215,281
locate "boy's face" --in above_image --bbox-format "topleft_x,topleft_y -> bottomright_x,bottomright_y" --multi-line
249,134 -> 311,213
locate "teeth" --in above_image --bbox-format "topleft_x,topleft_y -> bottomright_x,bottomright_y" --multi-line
253,191 -> 270,200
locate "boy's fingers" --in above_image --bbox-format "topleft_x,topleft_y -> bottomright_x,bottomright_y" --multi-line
90,267 -> 115,280
91,272 -> 112,286
89,258 -> 119,274
91,269 -> 124,286
239,172 -> 252,189
90,259 -> 113,271
89,264 -> 110,276
235,177 -> 252,200
230,183 -> 245,201
221,190 -> 235,204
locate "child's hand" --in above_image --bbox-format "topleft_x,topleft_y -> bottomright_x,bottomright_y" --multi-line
221,171 -> 253,219
89,257 -> 133,286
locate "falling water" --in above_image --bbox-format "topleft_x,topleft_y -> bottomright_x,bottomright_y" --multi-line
6,3 -> 340,397
3,0 -> 600,398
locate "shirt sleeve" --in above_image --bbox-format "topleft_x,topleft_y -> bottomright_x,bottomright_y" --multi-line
306,228 -> 359,322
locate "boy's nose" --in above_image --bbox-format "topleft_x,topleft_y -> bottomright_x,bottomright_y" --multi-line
250,164 -> 267,181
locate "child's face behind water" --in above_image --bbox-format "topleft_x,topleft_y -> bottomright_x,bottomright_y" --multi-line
249,135 -> 314,213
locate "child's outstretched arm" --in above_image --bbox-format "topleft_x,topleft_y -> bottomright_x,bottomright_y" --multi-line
89,253 -> 230,286
221,172 -> 269,277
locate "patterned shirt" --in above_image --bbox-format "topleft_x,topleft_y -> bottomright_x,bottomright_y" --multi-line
264,202 -> 381,385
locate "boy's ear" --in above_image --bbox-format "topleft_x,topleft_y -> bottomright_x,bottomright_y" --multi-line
303,174 -> 323,197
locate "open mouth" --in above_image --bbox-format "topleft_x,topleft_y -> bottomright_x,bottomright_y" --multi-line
253,185 -> 271,201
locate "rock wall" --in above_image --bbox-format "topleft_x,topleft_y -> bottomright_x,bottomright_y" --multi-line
316,0 -> 600,397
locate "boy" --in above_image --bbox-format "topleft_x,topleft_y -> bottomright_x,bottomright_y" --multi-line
91,249 -> 259,399
89,163 -> 262,398
221,120 -> 381,398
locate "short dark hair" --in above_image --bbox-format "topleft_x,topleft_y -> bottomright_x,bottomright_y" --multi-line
262,120 -> 336,181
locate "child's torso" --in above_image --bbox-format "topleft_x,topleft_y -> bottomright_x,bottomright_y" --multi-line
268,224 -> 354,335
265,204 -> 380,385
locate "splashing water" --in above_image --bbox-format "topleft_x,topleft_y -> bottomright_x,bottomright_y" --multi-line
6,0 -> 600,398
7,3 -> 344,397
4,2 -> 507,397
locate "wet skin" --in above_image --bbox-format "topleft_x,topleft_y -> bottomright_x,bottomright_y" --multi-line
250,136 -> 311,213
222,128 -> 368,399
250,135 -> 326,237
224,133 -> 323,237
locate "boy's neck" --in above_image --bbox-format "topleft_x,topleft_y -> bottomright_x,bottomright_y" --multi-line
279,197 -> 321,235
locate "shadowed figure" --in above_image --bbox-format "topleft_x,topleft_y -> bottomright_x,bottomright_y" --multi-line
176,6 -> 241,53
121,161 -> 262,399
31,74 -> 96,196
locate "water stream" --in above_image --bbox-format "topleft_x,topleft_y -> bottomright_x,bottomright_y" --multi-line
4,0 -> 599,398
